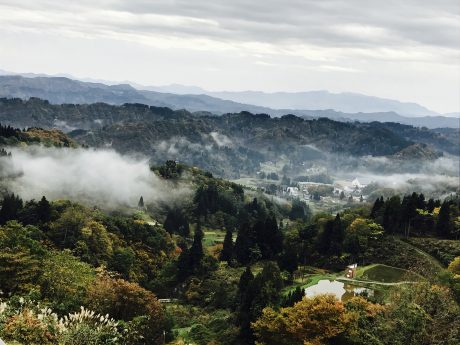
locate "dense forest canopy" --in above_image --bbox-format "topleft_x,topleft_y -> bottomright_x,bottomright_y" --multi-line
0,156 -> 459,344
0,101 -> 458,345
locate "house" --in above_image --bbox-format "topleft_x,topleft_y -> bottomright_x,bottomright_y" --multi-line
286,186 -> 299,197
346,263 -> 358,278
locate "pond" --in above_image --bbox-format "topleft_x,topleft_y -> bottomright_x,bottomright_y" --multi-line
304,279 -> 374,301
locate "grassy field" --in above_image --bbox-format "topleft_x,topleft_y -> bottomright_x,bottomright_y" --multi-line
355,264 -> 422,283
283,262 -> 422,296
203,229 -> 227,247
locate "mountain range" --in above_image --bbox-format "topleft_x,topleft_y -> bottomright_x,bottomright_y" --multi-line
0,98 -> 457,178
0,73 -> 458,129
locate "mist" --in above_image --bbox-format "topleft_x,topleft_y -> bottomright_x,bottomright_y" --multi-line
0,146 -> 191,209
334,155 -> 460,197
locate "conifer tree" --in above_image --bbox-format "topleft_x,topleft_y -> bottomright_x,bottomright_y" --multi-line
436,201 -> 451,238
189,221 -> 204,271
0,193 -> 23,225
37,196 -> 51,223
138,196 -> 144,208
220,228 -> 233,262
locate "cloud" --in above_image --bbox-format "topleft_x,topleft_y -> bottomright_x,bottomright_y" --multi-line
1,1 -> 458,55
209,132 -> 233,147
334,155 -> 460,196
156,136 -> 212,156
0,0 -> 458,112
0,146 -> 191,209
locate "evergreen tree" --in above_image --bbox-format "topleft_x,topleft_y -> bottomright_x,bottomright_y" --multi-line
383,196 -> 401,234
436,201 -> 451,238
427,198 -> 436,213
265,215 -> 283,258
37,196 -> 51,223
0,193 -> 23,225
236,266 -> 255,344
219,228 -> 233,262
330,214 -> 344,256
164,208 -> 190,237
138,196 -> 144,208
277,249 -> 298,274
339,191 -> 345,200
282,286 -> 304,307
189,221 -> 204,271
318,214 -> 344,256
400,194 -> 418,237
370,196 -> 384,218
235,223 -> 253,265
289,199 -> 310,221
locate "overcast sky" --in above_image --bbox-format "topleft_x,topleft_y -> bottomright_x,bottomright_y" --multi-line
0,0 -> 459,113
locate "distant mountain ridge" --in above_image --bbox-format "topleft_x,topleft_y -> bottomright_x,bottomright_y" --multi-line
0,74 -> 457,129
207,90 -> 438,117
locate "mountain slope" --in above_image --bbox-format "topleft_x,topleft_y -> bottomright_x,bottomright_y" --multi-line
0,75 -> 457,129
0,98 -> 457,178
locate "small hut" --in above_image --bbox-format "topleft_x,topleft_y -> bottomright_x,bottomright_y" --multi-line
346,263 -> 358,279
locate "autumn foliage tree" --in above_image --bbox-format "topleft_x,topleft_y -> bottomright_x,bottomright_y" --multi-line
252,294 -> 354,345
86,273 -> 165,344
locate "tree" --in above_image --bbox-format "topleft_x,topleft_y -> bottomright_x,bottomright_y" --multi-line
236,266 -> 255,344
339,191 -> 345,200
37,196 -> 51,223
177,221 -> 205,279
436,201 -> 451,238
0,221 -> 45,294
237,262 -> 283,344
289,199 -> 311,221
189,222 -> 204,271
0,193 -> 23,224
86,273 -> 165,344
163,208 -> 190,237
77,220 -> 113,266
330,214 -> 344,256
370,196 -> 384,218
344,218 -> 384,261
219,228 -> 233,262
282,286 -> 304,307
400,193 -> 419,237
382,195 -> 401,233
252,295 -> 353,345
448,256 -> 460,275
157,160 -> 183,179
277,249 -> 298,274
234,223 -> 253,265
138,196 -> 144,208
39,250 -> 95,313
49,204 -> 89,248
0,249 -> 41,294
319,214 -> 344,257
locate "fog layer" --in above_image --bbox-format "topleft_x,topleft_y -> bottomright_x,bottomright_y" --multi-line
0,146 -> 190,208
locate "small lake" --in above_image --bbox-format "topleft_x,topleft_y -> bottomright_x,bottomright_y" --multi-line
304,279 -> 374,301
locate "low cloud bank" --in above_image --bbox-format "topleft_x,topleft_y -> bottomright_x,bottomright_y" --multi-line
0,146 -> 190,209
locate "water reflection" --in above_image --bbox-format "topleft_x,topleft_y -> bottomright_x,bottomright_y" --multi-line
304,280 -> 374,301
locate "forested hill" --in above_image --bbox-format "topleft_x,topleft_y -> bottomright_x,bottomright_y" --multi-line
0,97 -> 457,176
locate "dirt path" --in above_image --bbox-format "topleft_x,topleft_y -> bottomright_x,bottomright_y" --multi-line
336,277 -> 416,286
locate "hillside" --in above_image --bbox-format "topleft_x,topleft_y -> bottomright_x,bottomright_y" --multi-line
1,98 -> 458,178
0,75 -> 457,129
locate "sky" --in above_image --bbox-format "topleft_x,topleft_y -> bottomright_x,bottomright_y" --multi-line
0,0 -> 459,113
